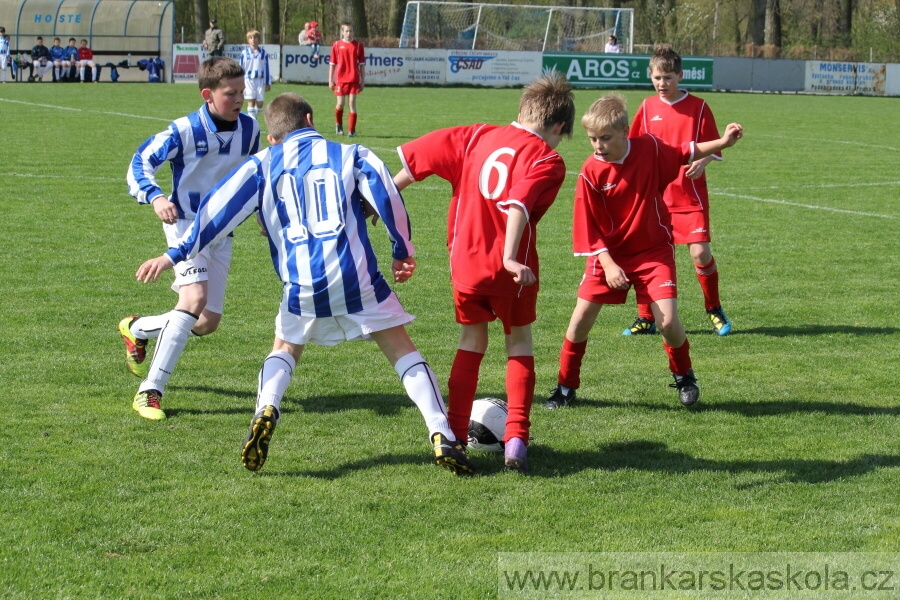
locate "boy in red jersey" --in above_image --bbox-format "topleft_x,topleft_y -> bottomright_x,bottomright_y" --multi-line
546,94 -> 742,410
622,43 -> 733,337
394,72 -> 576,472
76,39 -> 97,82
328,22 -> 364,137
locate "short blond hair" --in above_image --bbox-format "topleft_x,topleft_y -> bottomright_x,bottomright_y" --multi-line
518,71 -> 576,136
246,29 -> 261,42
581,93 -> 629,133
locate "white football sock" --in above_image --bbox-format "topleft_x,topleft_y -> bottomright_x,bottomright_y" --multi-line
394,352 -> 454,440
131,314 -> 203,340
256,351 -> 295,415
138,309 -> 198,394
130,314 -> 166,340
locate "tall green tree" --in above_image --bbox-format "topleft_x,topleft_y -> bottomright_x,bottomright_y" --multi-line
764,0 -> 782,47
194,0 -> 210,43
837,0 -> 853,46
350,0 -> 369,38
389,0 -> 406,37
262,0 -> 281,42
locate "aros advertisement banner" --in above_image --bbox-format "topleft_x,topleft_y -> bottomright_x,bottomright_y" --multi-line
542,53 -> 713,89
172,43 -> 281,83
805,62 -> 886,95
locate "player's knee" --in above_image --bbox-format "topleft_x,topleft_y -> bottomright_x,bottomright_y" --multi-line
690,244 -> 713,265
655,314 -> 681,336
193,312 -> 222,336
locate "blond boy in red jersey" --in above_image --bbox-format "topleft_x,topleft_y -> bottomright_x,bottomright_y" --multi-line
546,94 -> 742,410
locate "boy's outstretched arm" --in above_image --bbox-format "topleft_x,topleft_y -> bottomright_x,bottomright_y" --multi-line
393,168 -> 414,191
693,123 -> 743,162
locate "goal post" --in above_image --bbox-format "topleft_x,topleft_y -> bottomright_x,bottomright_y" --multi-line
399,1 -> 633,53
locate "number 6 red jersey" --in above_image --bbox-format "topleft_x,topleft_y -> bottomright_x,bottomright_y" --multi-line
397,123 -> 566,298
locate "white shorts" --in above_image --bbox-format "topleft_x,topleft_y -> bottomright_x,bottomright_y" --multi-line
163,219 -> 233,314
244,78 -> 266,102
275,291 -> 415,347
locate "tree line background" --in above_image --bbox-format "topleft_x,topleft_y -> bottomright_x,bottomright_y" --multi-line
179,0 -> 900,61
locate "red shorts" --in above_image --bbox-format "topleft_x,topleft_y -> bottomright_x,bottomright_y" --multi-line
577,253 -> 678,305
454,290 -> 537,335
670,210 -> 711,244
334,82 -> 361,96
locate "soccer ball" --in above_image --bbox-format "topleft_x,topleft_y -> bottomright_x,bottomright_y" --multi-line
467,397 -> 508,452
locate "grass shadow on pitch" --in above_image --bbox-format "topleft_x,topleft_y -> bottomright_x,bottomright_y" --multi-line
289,392 -> 413,417
259,452 -> 431,479
687,324 -> 900,337
527,440 -> 900,485
168,388 -> 416,418
573,396 -> 900,417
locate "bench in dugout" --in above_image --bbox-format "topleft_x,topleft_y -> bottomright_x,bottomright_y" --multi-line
48,56 -> 166,82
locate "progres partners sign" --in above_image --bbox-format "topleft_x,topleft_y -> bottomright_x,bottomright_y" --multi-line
543,53 -> 714,89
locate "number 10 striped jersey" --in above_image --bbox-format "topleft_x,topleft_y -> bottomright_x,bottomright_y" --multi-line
167,128 -> 414,318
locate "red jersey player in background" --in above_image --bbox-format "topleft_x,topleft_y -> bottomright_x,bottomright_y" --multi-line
622,43 -> 733,337
328,22 -> 365,137
546,94 -> 743,411
394,72 -> 576,472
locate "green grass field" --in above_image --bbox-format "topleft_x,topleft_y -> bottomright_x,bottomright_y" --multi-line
0,81 -> 898,599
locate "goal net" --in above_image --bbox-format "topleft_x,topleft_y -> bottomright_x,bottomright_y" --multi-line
399,1 -> 633,53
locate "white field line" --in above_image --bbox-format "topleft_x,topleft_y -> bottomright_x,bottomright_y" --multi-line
0,172 -> 121,181
754,134 -> 900,153
0,97 -> 171,121
560,172 -> 899,220
717,181 -> 900,192
713,192 -> 897,219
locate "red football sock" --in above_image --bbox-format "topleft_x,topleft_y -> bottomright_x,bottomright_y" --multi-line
557,338 -> 588,390
664,339 -> 692,376
335,108 -> 344,127
695,258 -> 720,310
348,112 -> 358,133
447,349 -> 484,442
504,355 -> 535,444
637,303 -> 655,321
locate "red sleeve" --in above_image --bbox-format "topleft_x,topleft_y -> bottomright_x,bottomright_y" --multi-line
656,138 -> 695,191
572,169 -> 607,255
630,99 -> 648,138
399,125 -> 483,187
356,41 -> 365,64
506,155 -> 565,220
697,101 -> 721,157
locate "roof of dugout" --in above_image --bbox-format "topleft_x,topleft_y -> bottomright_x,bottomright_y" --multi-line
2,0 -> 174,66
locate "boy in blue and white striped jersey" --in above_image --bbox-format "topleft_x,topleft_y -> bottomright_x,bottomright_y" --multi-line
0,28 -> 9,83
120,57 -> 261,421
135,92 -> 475,476
239,30 -> 271,120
